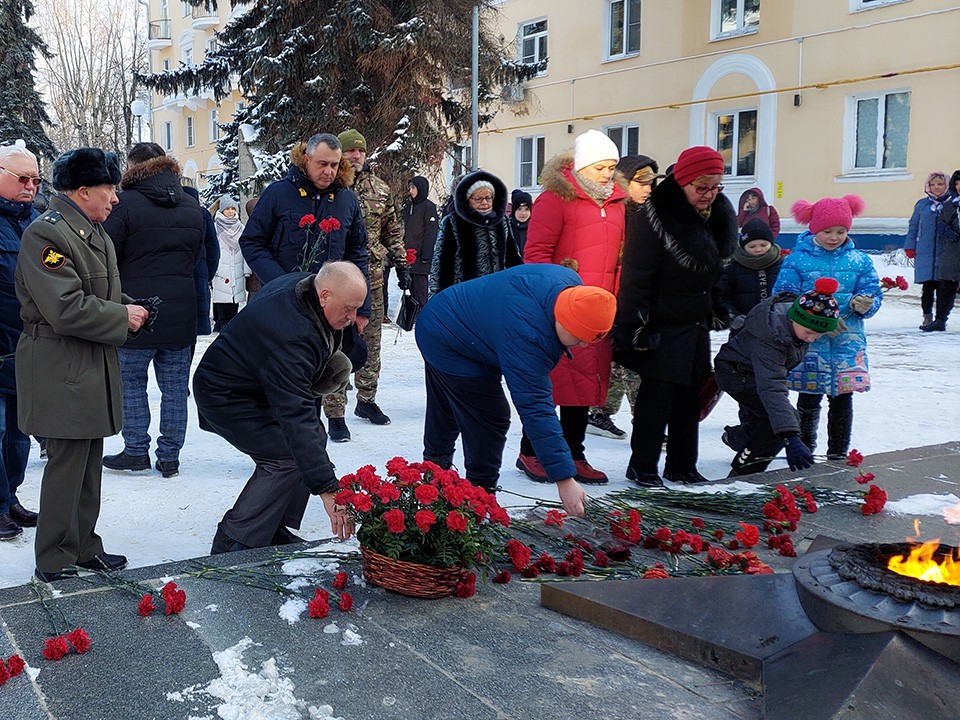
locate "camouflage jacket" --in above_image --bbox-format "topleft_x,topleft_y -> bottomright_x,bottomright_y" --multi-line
353,168 -> 406,289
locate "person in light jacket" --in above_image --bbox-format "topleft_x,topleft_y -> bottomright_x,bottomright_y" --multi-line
212,194 -> 250,331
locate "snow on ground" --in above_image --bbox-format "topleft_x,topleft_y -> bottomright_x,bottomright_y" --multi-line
1,254 -> 957,589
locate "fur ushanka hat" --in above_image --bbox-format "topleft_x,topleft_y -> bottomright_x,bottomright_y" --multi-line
52,148 -> 122,192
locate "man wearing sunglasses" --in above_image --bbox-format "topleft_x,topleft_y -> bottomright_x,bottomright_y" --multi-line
0,144 -> 41,540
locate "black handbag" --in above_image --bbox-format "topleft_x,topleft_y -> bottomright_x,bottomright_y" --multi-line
396,290 -> 421,332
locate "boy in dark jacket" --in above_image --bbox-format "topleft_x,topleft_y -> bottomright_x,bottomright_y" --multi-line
714,278 -> 841,476
718,217 -> 783,324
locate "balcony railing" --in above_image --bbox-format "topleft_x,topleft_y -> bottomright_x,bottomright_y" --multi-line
148,19 -> 171,40
191,7 -> 219,29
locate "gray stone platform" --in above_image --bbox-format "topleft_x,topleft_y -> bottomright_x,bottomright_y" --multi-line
1,443 -> 958,720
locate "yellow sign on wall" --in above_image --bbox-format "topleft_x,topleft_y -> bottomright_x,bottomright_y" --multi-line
776,181 -> 784,199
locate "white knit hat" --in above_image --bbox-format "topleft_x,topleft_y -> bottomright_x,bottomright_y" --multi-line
573,129 -> 620,171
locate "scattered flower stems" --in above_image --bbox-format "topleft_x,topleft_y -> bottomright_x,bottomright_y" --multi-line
28,580 -> 91,661
73,570 -> 186,616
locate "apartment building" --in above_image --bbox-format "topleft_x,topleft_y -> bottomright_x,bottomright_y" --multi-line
480,0 -> 960,247
144,0 -> 245,191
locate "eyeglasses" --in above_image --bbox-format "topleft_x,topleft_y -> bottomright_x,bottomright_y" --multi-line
0,167 -> 42,187
691,183 -> 724,196
470,195 -> 494,203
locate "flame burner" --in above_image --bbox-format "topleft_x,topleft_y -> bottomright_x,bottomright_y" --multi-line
793,543 -> 960,663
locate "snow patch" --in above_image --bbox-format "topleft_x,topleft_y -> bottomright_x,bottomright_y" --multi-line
205,604 -> 220,612
885,493 -> 960,517
280,558 -> 338,577
668,481 -> 764,495
278,597 -> 308,625
322,622 -> 340,634
186,621 -> 202,630
341,625 -> 363,646
26,666 -> 40,681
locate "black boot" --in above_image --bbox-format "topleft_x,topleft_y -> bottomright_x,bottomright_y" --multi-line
826,399 -> 853,461
798,407 -> 820,454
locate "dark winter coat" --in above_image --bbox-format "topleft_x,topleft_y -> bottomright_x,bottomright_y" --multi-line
402,176 -> 438,277
102,156 -> 206,349
193,272 -> 345,494
0,197 -> 37,394
525,151 -> 627,406
15,195 -> 132,438
429,170 -> 522,297
737,187 -> 781,238
717,244 -> 783,320
415,264 -> 582,482
904,194 -> 960,283
715,297 -> 808,436
613,174 -> 737,385
240,144 -> 371,316
509,216 -> 529,255
183,184 -> 219,335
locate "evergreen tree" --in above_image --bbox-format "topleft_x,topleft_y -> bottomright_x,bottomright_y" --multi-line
141,0 -> 540,196
0,0 -> 56,159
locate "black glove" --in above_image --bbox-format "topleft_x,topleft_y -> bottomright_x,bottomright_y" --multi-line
132,296 -> 162,334
784,436 -> 814,471
396,265 -> 412,291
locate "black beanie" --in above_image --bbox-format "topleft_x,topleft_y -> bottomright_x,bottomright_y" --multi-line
511,189 -> 533,211
739,217 -> 775,248
615,154 -> 659,182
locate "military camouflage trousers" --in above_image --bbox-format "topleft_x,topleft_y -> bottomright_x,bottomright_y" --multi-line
592,362 -> 640,417
322,284 -> 385,418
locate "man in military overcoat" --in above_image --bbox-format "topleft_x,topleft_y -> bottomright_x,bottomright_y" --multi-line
15,148 -> 149,582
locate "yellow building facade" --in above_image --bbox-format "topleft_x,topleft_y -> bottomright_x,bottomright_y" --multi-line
481,0 -> 960,246
144,0 -> 245,191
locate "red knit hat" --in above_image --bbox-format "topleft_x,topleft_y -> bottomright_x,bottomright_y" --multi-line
554,286 -> 617,343
673,146 -> 725,187
791,195 -> 865,234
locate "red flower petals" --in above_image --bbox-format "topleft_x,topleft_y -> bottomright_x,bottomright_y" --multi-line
6,655 -> 25,677
298,214 -> 316,228
332,571 -> 348,590
846,449 -> 864,467
42,636 -> 69,661
338,593 -> 354,611
138,593 -> 156,617
544,509 -> 566,527
308,588 -> 330,619
861,485 -> 888,515
383,508 -> 406,533
66,628 -> 91,654
492,570 -> 512,584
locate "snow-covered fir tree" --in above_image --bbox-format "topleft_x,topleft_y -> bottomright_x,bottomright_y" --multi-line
0,0 -> 56,158
141,0 -> 541,197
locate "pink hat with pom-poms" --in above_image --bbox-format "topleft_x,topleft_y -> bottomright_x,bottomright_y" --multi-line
791,195 -> 865,234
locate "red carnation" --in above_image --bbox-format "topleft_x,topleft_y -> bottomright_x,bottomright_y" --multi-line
414,509 -> 437,533
298,214 -> 316,228
454,571 -> 476,598
687,535 -> 704,553
854,472 -> 875,485
536,552 -> 557,573
308,590 -> 330,619
734,522 -> 760,548
161,582 -> 186,615
0,661 -> 9,686
338,593 -> 354,611
520,564 -> 540,578
846,449 -> 864,467
377,482 -> 401,503
492,570 -> 512,584
42,636 -> 69,661
66,628 -> 91,654
446,510 -> 468,533
861,484 -> 888,515
653,527 -> 671,542
691,517 -> 705,529
443,484 -> 466,508
318,217 -> 341,234
138,593 -> 156,616
544,509 -> 566,527
333,571 -> 348,590
505,539 -> 532,571
383,508 -> 406,533
643,567 -> 671,579
414,483 -> 439,505
351,492 -> 373,512
592,551 -> 610,568
6,655 -> 25,676
405,248 -> 417,265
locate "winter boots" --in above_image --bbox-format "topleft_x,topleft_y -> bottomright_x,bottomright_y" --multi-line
825,400 -> 853,461
798,407 -> 820,453
355,400 -> 391,425
921,318 -> 947,332
328,417 -> 350,443
919,313 -> 934,330
586,412 -> 626,439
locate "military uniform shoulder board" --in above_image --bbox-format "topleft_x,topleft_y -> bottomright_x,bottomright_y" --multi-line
43,212 -> 62,224
41,245 -> 67,270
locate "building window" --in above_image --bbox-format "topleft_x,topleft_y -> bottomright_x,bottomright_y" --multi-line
162,59 -> 170,71
713,108 -> 757,177
517,135 -> 545,189
850,0 -> 911,11
448,144 -> 472,186
519,19 -> 547,74
605,124 -> 639,157
182,45 -> 193,66
162,122 -> 173,151
181,1 -> 191,17
206,36 -> 219,57
712,0 -> 760,39
159,0 -> 169,19
185,116 -> 195,147
606,0 -> 641,59
848,91 -> 910,171
210,109 -> 220,142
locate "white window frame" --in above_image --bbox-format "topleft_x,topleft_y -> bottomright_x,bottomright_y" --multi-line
850,0 -> 911,12
180,1 -> 191,18
209,108 -> 220,142
159,0 -> 169,19
516,135 -> 545,190
711,107 -> 758,179
185,116 -> 195,147
841,89 -> 911,178
603,0 -> 641,62
182,45 -> 193,66
710,0 -> 760,41
162,121 -> 173,152
518,18 -> 547,76
205,36 -> 218,57
604,123 -> 640,157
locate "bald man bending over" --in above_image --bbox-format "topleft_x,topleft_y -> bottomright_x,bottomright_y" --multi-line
194,261 -> 366,552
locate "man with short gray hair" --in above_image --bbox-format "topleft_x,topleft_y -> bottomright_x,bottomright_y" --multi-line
0,144 -> 40,540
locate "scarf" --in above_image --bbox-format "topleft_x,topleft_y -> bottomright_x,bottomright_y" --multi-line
573,171 -> 615,206
215,211 -> 244,253
733,243 -> 782,270
928,192 -> 949,214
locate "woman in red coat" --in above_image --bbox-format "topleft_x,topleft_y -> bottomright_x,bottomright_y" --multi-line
516,129 -> 627,484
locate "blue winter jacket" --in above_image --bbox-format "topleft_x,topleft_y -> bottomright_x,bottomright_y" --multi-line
240,153 -> 371,316
415,264 -> 581,482
773,232 -> 881,396
0,197 -> 38,393
904,195 -> 960,283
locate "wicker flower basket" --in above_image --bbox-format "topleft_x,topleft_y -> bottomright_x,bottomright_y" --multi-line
360,545 -> 462,599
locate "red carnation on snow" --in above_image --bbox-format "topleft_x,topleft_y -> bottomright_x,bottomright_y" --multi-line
308,588 -> 330,619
